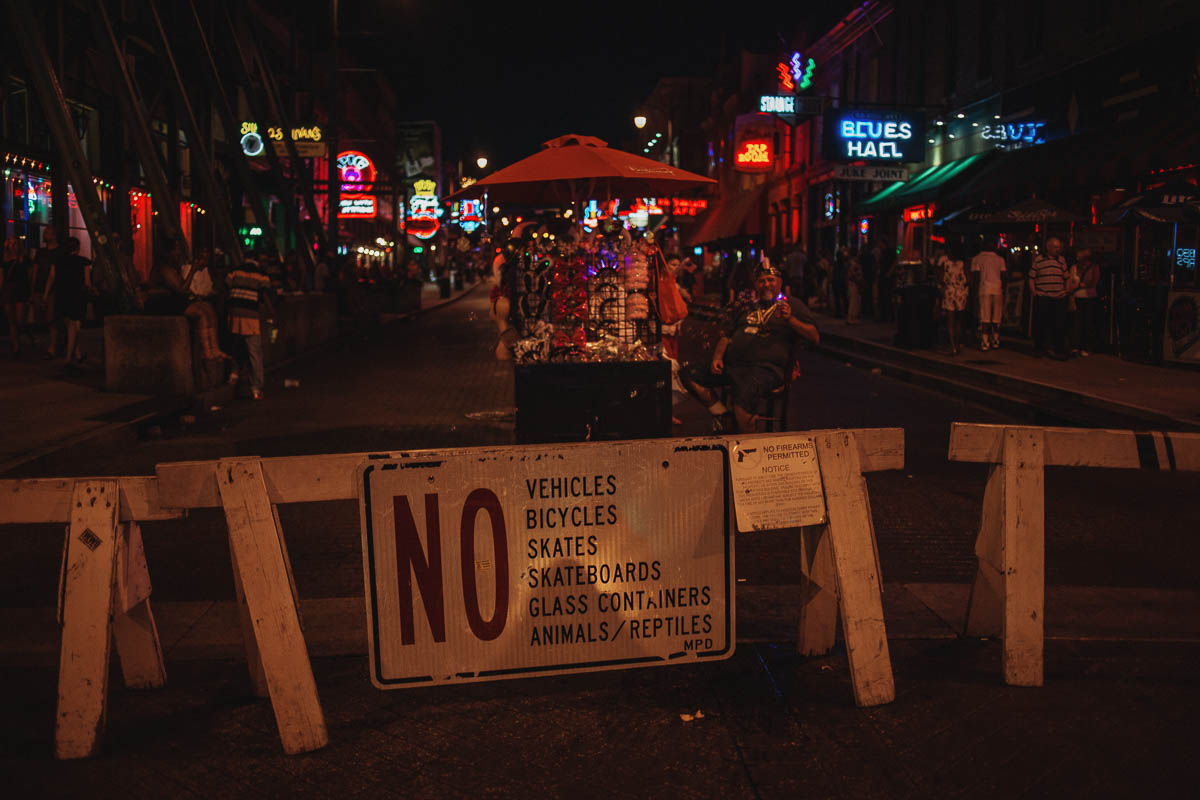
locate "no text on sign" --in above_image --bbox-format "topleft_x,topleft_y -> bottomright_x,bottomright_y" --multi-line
358,440 -> 735,688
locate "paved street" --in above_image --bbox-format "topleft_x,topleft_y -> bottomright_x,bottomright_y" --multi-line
3,291 -> 1198,797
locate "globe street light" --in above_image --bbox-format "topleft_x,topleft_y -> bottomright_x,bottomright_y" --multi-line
476,156 -> 488,169
633,115 -> 647,129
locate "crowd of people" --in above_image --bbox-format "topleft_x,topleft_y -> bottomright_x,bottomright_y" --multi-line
0,227 -> 484,400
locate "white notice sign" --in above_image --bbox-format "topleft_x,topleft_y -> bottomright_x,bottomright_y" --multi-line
358,438 -> 735,688
729,435 -> 827,531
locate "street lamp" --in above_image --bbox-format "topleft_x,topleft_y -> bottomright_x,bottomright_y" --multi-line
633,114 -> 647,129
476,156 -> 488,169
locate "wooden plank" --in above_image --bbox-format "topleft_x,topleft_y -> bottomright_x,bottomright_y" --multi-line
0,476 -> 183,524
815,431 -> 895,707
112,522 -> 165,689
796,524 -> 838,656
231,545 -> 269,698
1001,429 -> 1045,687
113,600 -> 166,690
155,429 -> 906,509
965,461 -> 1005,638
55,480 -> 119,759
949,423 -> 1200,470
217,459 -> 327,754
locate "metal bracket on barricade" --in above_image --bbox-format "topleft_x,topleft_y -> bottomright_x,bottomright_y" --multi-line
949,423 -> 1200,687
0,477 -> 180,759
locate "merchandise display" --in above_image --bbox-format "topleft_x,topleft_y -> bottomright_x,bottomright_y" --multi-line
508,222 -> 665,364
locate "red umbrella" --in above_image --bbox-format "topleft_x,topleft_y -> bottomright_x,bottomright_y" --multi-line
446,134 -> 715,205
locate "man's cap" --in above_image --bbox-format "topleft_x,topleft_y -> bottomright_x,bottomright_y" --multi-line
755,261 -> 783,278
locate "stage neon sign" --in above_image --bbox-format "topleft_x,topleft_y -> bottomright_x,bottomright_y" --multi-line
759,95 -> 796,114
777,62 -> 793,92
790,52 -> 815,91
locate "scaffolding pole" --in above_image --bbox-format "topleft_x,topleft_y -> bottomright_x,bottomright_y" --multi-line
185,0 -> 279,265
93,0 -> 191,265
3,0 -> 138,310
146,0 -> 243,265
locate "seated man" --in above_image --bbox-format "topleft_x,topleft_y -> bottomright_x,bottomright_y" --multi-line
683,262 -> 820,432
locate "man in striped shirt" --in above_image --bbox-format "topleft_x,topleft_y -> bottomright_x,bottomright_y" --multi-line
1028,237 -> 1069,359
226,257 -> 274,399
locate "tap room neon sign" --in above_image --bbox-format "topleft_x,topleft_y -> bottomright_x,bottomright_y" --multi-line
734,140 -> 773,171
822,108 -> 926,162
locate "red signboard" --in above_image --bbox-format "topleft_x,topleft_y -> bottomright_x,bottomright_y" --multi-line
735,140 -> 773,171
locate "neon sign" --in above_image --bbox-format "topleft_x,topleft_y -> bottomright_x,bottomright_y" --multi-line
790,52 -> 815,91
337,150 -> 376,192
459,199 -> 483,233
822,108 -> 926,162
981,122 -> 1047,147
408,179 -> 441,240
1177,248 -> 1196,269
859,218 -> 870,236
904,205 -> 933,222
824,192 -> 836,220
240,121 -> 325,157
759,95 -> 796,114
734,140 -> 772,170
776,62 -> 794,92
336,150 -> 377,218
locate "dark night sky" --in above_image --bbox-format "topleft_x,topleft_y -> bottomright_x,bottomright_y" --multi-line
292,1 -> 857,170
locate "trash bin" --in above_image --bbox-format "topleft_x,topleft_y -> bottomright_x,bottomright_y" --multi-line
437,275 -> 451,298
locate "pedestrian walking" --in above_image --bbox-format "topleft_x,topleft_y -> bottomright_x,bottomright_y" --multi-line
1070,248 -> 1102,356
30,227 -> 57,356
43,236 -> 92,364
971,239 -> 1007,351
181,248 -> 231,379
1028,236 -> 1070,359
226,257 -> 274,400
1,237 -> 33,355
846,248 -> 864,324
832,245 -> 849,318
937,244 -> 968,355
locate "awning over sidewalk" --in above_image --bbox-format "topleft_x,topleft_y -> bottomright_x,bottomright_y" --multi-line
857,152 -> 994,214
687,185 -> 765,246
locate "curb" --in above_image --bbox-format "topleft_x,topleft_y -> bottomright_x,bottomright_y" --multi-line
816,328 -> 1200,432
0,282 -> 485,477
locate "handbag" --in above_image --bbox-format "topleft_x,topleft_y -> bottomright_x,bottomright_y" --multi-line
654,249 -> 689,325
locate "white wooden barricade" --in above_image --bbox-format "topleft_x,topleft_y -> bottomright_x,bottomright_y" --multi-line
949,423 -> 1200,687
156,428 -> 903,709
800,430 -> 901,707
0,477 -> 180,759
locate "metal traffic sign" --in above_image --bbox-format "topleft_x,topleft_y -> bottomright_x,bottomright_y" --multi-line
358,439 -> 735,688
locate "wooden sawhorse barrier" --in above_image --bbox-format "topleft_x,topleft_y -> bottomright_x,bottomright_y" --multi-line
949,423 -> 1200,686
1,477 -> 180,758
1,464 -> 330,758
791,429 -> 903,707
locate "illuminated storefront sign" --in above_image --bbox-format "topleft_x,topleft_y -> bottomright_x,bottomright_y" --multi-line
1178,248 -> 1196,269
337,150 -> 378,219
735,140 -> 772,171
408,179 -> 441,240
980,121 -> 1047,148
776,62 -> 794,92
859,218 -> 870,236
904,205 -> 934,222
824,192 -> 836,220
240,121 -> 325,157
822,108 -> 926,162
759,95 -> 796,114
459,199 -> 483,233
790,52 -> 815,91
339,196 -> 377,217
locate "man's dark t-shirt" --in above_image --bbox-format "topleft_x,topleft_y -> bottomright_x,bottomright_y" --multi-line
723,297 -> 816,376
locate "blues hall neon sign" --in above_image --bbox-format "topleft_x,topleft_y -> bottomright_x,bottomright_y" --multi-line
822,108 -> 926,162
